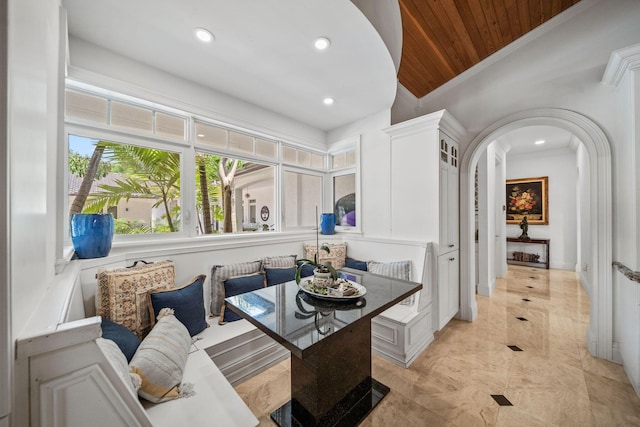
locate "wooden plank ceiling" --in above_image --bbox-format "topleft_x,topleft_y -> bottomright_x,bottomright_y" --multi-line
398,0 -> 583,98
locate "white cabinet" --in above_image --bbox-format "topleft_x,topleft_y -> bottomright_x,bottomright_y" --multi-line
384,110 -> 464,333
437,251 -> 459,330
439,133 -> 459,253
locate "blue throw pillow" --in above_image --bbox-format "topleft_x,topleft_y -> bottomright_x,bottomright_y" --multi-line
265,267 -> 296,287
149,275 -> 208,336
345,257 -> 368,271
100,318 -> 141,362
222,273 -> 265,323
297,262 -> 316,278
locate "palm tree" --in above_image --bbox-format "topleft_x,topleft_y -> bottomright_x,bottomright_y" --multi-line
219,157 -> 239,233
84,142 -> 181,232
68,143 -> 106,219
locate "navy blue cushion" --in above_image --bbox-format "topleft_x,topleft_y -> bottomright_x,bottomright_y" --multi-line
297,263 -> 316,278
265,267 -> 296,287
100,318 -> 141,362
345,257 -> 368,271
149,275 -> 208,336
223,273 -> 265,322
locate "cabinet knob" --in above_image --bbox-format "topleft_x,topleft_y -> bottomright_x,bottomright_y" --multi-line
448,244 -> 454,248
449,257 -> 455,261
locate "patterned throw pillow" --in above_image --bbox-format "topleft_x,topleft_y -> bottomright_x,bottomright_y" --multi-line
210,260 -> 262,316
220,273 -> 266,324
97,260 -> 176,339
129,308 -> 193,403
303,242 -> 347,269
148,275 -> 208,336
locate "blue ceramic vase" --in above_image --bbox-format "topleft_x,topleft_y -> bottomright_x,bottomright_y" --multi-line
320,213 -> 336,235
70,213 -> 114,259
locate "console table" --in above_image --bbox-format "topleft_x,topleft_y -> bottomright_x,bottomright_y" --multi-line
225,271 -> 422,426
506,237 -> 550,269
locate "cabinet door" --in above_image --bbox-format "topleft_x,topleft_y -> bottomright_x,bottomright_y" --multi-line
447,156 -> 459,251
437,254 -> 450,329
437,251 -> 460,330
447,251 -> 460,320
439,133 -> 459,252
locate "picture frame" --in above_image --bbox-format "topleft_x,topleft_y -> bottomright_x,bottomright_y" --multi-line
506,176 -> 548,225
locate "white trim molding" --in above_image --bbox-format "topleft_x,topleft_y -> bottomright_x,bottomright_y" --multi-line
459,108 -> 613,360
602,42 -> 640,87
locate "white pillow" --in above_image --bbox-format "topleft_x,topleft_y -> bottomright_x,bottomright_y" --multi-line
129,308 -> 194,403
95,337 -> 141,396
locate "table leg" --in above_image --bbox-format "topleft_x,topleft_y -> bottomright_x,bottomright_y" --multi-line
271,319 -> 389,426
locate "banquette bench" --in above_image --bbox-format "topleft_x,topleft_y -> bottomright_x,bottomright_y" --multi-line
14,235 -> 434,427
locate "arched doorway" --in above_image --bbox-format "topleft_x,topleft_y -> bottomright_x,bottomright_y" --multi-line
459,108 -> 613,360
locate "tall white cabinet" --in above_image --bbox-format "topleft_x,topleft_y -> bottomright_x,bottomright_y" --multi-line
385,110 -> 464,332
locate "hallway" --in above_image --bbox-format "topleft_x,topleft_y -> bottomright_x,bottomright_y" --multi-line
235,266 -> 640,426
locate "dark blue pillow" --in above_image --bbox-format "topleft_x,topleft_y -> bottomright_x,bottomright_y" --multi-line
223,273 -> 265,323
265,267 -> 296,286
101,318 -> 141,362
297,263 -> 316,278
149,275 -> 208,336
345,257 -> 368,271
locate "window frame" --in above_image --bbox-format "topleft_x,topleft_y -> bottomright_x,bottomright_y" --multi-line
328,137 -> 361,233
62,82 -> 359,257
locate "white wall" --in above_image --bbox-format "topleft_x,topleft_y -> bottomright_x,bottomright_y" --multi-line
506,148 -> 578,270
328,110 -> 392,239
68,37 -> 326,150
7,0 -> 63,424
576,143 -> 591,291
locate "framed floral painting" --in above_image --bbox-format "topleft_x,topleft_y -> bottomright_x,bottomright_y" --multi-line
506,176 -> 548,225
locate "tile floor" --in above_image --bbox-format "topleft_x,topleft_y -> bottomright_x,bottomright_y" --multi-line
235,266 -> 640,426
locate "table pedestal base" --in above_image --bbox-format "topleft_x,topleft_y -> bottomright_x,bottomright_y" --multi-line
270,377 -> 389,427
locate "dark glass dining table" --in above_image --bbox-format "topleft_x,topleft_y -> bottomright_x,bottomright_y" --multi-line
225,268 -> 422,427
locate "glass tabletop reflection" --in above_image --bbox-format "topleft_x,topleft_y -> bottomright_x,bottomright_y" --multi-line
224,269 -> 422,357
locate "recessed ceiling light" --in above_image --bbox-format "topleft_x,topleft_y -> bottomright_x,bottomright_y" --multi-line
323,97 -> 334,105
535,140 -> 545,145
194,28 -> 214,43
197,133 -> 205,138
314,37 -> 331,50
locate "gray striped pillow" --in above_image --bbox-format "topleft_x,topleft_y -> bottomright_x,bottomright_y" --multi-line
210,260 -> 262,316
129,309 -> 192,403
262,255 -> 296,269
367,260 -> 414,306
367,260 -> 411,280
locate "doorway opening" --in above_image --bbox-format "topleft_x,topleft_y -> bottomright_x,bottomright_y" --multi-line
459,109 -> 612,360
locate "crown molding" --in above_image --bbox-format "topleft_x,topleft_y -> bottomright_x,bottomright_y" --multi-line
602,42 -> 640,87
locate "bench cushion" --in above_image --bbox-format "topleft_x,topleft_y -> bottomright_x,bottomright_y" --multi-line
142,349 -> 258,427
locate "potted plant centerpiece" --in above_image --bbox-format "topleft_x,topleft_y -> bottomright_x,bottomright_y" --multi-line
295,210 -> 338,287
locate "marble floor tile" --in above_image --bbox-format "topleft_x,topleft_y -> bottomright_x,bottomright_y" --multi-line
235,265 -> 640,426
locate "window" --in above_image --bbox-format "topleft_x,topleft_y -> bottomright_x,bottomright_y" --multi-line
194,152 -> 275,234
283,171 -> 322,228
68,134 -> 181,234
329,143 -> 359,231
64,83 -> 356,247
